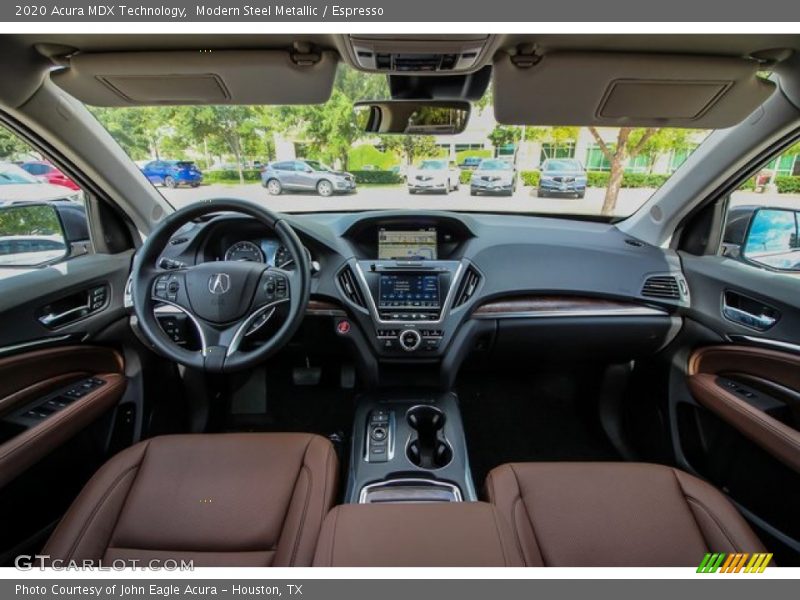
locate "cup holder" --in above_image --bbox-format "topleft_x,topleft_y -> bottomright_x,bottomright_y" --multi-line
406,405 -> 453,469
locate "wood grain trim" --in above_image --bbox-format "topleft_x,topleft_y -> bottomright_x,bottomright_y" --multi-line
306,299 -> 346,316
688,345 -> 800,391
688,345 -> 800,474
472,295 -> 661,316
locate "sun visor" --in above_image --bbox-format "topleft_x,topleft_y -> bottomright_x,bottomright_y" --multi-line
51,50 -> 339,106
493,52 -> 776,128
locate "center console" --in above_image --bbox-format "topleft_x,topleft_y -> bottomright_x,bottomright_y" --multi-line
337,220 -> 481,363
355,259 -> 462,357
345,390 -> 477,504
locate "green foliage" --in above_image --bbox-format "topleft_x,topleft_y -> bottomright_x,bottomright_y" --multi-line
348,145 -> 399,170
524,127 -> 579,145
89,106 -> 174,160
775,176 -> 800,194
0,204 -> 62,236
350,170 -> 404,185
619,173 -> 671,188
459,170 -> 473,185
520,170 -> 669,189
738,177 -> 756,191
278,68 -> 390,168
520,171 -> 540,187
455,149 -> 492,165
0,127 -> 34,160
586,171 -> 609,188
380,135 -> 441,165
203,170 -> 262,184
488,126 -> 522,148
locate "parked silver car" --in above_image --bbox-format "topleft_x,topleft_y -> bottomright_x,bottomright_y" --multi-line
260,159 -> 356,197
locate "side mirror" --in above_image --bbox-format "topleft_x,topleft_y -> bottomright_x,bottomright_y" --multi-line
743,207 -> 800,272
0,203 -> 68,268
354,100 -> 470,135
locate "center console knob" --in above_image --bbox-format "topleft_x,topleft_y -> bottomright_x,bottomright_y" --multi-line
399,329 -> 422,352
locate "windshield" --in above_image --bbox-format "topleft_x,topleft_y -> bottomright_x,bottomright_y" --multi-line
479,160 -> 512,171
418,160 -> 447,170
88,67 -> 713,220
543,159 -> 583,172
0,162 -> 39,185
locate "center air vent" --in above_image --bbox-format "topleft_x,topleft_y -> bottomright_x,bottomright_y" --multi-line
338,266 -> 367,309
641,275 -> 684,300
453,267 -> 482,308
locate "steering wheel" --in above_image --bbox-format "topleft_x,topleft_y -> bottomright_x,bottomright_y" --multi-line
131,199 -> 310,373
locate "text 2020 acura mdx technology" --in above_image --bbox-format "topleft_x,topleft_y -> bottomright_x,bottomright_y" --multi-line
0,34 -> 799,568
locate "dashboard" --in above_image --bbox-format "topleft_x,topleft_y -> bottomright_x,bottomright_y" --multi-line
152,209 -> 689,385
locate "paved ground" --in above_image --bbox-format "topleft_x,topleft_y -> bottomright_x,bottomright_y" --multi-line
161,182 -> 799,217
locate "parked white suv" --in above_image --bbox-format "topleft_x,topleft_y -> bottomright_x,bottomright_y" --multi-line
408,159 -> 460,194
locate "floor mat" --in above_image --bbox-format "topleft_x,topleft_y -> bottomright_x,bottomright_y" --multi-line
221,363 -> 356,471
457,368 -> 620,490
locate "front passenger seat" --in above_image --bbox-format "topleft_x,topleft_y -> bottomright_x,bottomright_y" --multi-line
486,462 -> 765,566
44,433 -> 338,567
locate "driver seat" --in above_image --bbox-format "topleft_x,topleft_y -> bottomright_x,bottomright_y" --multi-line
43,433 -> 338,567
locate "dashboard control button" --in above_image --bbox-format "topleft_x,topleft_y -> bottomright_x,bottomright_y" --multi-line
399,329 -> 422,352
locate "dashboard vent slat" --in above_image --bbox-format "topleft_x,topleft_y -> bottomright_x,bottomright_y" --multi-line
641,275 -> 681,300
338,266 -> 366,309
453,267 -> 481,308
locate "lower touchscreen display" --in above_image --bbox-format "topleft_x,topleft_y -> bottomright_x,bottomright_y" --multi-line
378,228 -> 437,260
378,274 -> 441,309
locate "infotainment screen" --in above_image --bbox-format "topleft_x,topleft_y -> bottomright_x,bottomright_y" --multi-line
378,274 -> 441,309
378,227 -> 437,260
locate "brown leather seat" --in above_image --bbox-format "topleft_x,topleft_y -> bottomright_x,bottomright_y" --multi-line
486,462 -> 765,566
43,433 -> 338,567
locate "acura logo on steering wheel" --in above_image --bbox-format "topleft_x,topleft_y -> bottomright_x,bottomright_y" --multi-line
208,273 -> 231,295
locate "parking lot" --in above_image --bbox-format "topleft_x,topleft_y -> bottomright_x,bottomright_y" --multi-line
161,182 -> 799,217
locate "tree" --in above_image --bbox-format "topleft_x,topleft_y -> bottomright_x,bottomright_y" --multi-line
89,107 -> 172,160
169,106 -> 259,184
275,68 -> 390,169
588,127 -> 660,216
380,135 -> 439,166
0,127 -> 33,160
488,125 -> 522,151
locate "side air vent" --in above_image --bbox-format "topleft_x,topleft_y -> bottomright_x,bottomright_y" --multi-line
337,266 -> 367,309
453,267 -> 481,308
641,275 -> 682,300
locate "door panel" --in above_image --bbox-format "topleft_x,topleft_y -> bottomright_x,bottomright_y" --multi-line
0,251 -> 133,350
679,254 -> 800,344
687,345 -> 800,473
676,251 -> 800,561
0,345 -> 127,488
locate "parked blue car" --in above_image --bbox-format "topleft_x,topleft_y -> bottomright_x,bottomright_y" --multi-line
141,160 -> 202,188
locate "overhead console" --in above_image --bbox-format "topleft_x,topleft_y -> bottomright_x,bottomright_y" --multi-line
344,35 -> 497,74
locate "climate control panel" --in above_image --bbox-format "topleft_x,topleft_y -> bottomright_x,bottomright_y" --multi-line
376,328 -> 444,354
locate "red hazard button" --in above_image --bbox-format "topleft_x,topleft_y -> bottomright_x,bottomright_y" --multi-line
336,320 -> 351,335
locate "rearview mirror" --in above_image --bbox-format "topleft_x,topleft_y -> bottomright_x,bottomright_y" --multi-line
743,207 -> 800,272
0,203 -> 68,268
354,100 -> 470,135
